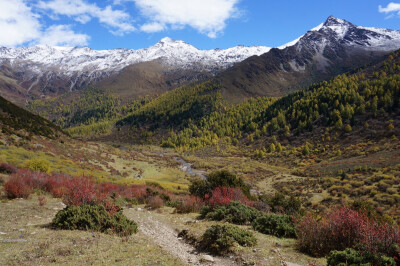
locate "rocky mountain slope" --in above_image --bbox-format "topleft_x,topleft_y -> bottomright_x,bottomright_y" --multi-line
0,38 -> 270,104
218,16 -> 400,102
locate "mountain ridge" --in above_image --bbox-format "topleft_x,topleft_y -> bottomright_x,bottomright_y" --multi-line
217,16 -> 400,102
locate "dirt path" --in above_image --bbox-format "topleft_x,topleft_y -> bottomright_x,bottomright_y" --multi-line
124,208 -> 234,265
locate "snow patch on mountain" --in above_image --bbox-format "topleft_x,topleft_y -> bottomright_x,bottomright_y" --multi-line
0,39 -> 271,75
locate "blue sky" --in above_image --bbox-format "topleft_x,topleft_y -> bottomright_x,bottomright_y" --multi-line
1,0 -> 400,50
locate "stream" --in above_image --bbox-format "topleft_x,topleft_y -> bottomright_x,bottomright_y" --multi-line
173,157 -> 207,179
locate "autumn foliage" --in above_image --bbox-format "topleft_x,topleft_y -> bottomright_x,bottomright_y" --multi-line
205,187 -> 254,208
296,206 -> 400,257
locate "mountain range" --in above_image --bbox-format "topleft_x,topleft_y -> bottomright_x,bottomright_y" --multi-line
1,16 -> 400,106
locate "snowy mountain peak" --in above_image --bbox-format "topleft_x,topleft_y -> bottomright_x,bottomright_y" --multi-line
159,37 -> 176,43
279,16 -> 400,50
323,16 -> 350,27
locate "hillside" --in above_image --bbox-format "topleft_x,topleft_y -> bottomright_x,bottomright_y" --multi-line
218,16 -> 400,102
112,48 -> 400,151
0,95 -> 63,139
97,60 -> 213,101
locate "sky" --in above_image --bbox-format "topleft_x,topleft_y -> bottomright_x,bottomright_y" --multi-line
1,0 -> 400,50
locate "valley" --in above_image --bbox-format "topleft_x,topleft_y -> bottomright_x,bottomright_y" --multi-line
1,15 -> 400,266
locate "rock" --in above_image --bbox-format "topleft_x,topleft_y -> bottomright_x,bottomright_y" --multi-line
202,255 -> 214,262
273,248 -> 280,253
33,144 -> 44,149
275,242 -> 282,247
0,232 -> 6,235
137,208 -> 142,211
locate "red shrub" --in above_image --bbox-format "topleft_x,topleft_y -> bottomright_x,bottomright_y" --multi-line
361,219 -> 400,255
175,195 -> 205,213
3,169 -> 48,198
205,187 -> 253,208
62,176 -> 99,206
120,185 -> 147,202
297,206 -> 400,257
44,174 -> 70,198
4,175 -> 33,198
98,183 -> 121,196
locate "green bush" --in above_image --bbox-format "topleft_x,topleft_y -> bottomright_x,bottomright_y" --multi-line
260,192 -> 302,215
327,248 -> 396,266
201,201 -> 261,225
189,170 -> 250,198
52,204 -> 138,236
252,214 -> 297,238
200,224 -> 257,254
24,159 -> 50,173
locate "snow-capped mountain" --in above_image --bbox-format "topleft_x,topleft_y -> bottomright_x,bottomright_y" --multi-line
0,37 -> 270,77
219,16 -> 400,102
278,16 -> 400,51
0,37 -> 270,102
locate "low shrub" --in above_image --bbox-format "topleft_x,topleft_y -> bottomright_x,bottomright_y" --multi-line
120,185 -> 147,203
4,175 -> 33,198
252,214 -> 297,238
200,224 -> 257,254
175,195 -> 204,213
0,163 -> 17,174
296,206 -> 400,258
327,248 -> 396,266
189,170 -> 250,198
24,159 -> 50,173
296,207 -> 367,256
62,176 -> 102,206
52,204 -> 138,236
205,187 -> 253,208
145,195 -> 164,209
259,192 -> 302,215
201,201 -> 261,225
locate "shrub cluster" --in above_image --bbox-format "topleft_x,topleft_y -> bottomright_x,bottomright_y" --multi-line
201,201 -> 261,225
3,169 -> 170,206
205,187 -> 254,208
252,214 -> 297,238
52,204 -> 138,236
200,224 -> 257,254
327,248 -> 396,266
175,195 -> 205,213
189,170 -> 250,199
296,206 -> 400,259
259,192 -> 302,215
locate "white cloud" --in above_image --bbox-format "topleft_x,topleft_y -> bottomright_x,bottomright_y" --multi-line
38,25 -> 90,46
379,2 -> 400,16
140,22 -> 165,33
37,0 -> 135,35
133,0 -> 241,38
0,0 -> 90,47
0,0 -> 41,46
